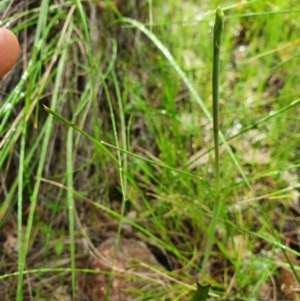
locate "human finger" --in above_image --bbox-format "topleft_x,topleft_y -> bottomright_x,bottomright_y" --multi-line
0,28 -> 20,78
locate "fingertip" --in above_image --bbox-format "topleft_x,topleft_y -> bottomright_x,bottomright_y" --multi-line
0,27 -> 20,78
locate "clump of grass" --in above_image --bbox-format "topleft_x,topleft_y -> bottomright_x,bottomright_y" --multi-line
1,1 -> 300,300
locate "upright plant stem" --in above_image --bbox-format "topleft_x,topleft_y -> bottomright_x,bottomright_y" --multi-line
199,7 -> 224,280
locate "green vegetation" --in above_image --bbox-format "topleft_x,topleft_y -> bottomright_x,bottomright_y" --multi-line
1,0 -> 300,300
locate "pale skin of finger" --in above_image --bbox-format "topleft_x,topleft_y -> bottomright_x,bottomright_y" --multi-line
0,28 -> 20,78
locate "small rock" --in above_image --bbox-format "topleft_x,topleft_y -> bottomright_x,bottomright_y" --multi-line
76,236 -> 163,301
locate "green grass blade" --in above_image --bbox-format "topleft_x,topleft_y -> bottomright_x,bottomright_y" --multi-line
66,125 -> 76,300
0,0 -> 9,12
199,6 -> 224,280
43,105 -> 119,166
192,283 -> 210,301
17,106 -> 27,301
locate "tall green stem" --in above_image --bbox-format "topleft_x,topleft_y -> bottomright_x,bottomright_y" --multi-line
199,7 -> 224,280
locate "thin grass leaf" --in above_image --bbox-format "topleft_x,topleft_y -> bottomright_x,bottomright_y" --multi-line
66,125 -> 76,299
192,283 -> 210,301
199,6 -> 224,280
43,105 -> 119,166
0,0 -> 10,12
